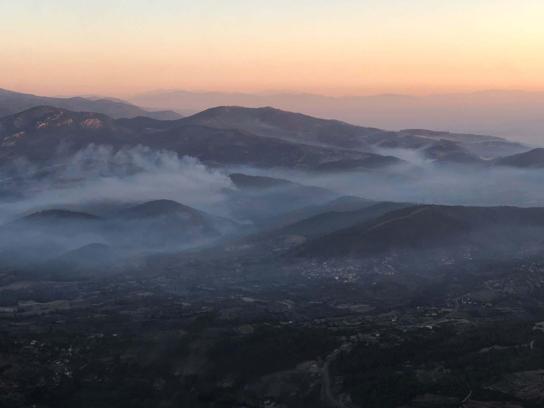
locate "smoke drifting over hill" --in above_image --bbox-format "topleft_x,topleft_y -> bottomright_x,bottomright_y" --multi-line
236,151 -> 544,208
0,145 -> 234,223
5,142 -> 544,230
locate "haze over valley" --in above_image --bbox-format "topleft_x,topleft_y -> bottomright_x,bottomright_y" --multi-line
130,89 -> 544,145
2,87 -> 544,407
3,1 -> 544,407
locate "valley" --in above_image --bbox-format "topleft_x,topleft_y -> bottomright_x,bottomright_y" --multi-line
1,97 -> 544,407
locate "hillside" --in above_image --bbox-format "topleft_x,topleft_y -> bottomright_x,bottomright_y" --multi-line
296,204 -> 544,258
0,88 -> 181,120
494,148 -> 544,168
0,106 -> 405,170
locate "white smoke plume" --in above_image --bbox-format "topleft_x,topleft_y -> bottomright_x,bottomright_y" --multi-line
0,145 -> 235,223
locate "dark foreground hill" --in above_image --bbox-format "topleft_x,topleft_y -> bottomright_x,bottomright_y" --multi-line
296,204 -> 544,259
271,201 -> 410,239
109,199 -> 237,248
0,199 -> 235,267
494,148 -> 544,168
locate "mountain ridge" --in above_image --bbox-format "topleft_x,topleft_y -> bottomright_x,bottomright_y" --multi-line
129,89 -> 544,144
0,87 -> 182,120
0,106 -> 406,170
296,204 -> 544,258
0,104 -> 534,170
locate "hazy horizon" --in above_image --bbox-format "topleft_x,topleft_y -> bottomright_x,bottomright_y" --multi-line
6,84 -> 544,100
2,1 -> 544,96
2,85 -> 544,144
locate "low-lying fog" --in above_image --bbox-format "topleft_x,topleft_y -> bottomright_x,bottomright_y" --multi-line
235,148 -> 544,208
3,144 -> 544,270
1,144 -> 544,226
258,165 -> 544,208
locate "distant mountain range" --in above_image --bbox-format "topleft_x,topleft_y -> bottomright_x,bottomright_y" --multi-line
183,106 -> 527,162
0,106 -> 403,170
0,88 -> 181,120
130,89 -> 544,144
0,105 -> 533,172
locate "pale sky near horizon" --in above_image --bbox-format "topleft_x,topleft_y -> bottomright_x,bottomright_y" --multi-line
1,0 -> 544,97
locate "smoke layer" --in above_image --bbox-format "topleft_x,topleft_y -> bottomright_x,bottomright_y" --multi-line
0,145 -> 234,223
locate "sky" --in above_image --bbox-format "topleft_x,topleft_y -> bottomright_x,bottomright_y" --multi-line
1,0 -> 544,97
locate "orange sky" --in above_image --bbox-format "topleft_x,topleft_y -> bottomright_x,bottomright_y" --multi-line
1,0 -> 544,97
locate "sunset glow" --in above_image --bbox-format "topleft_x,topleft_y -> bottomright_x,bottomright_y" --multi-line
1,0 -> 544,96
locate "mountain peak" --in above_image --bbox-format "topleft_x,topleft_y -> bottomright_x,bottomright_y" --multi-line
117,199 -> 201,218
187,105 -> 290,120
